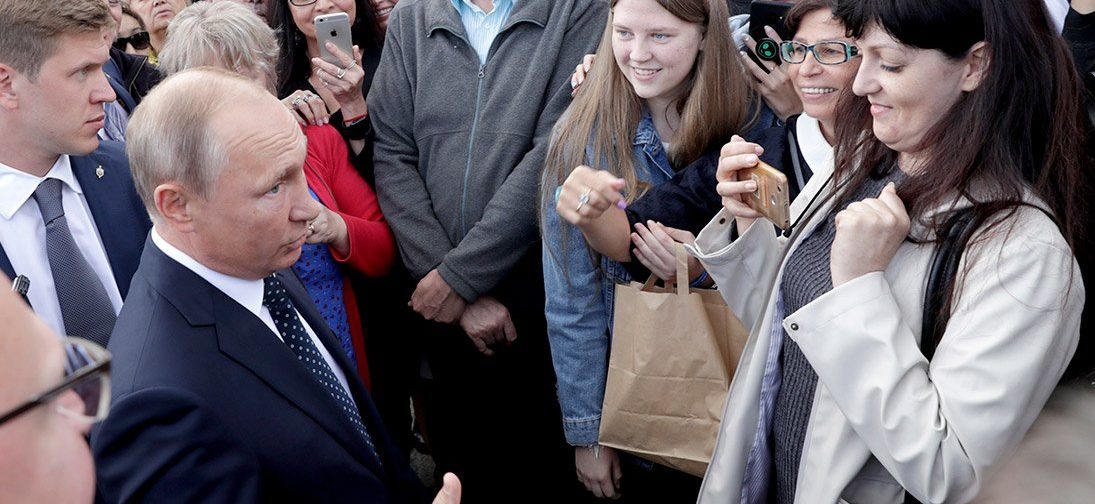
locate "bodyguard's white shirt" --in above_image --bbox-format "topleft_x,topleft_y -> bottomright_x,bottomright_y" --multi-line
0,156 -> 123,337
151,230 -> 353,396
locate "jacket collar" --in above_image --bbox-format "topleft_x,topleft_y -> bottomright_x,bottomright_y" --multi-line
427,0 -> 548,40
137,240 -> 386,474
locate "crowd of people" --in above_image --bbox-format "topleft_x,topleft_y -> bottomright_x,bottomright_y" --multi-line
0,0 -> 1092,503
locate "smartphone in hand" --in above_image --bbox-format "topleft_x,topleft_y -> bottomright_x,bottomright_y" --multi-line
743,161 -> 791,231
315,12 -> 353,66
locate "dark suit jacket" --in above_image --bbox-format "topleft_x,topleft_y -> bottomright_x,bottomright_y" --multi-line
0,141 -> 151,300
90,240 -> 427,504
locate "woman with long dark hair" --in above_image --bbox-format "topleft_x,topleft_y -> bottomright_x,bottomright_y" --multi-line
269,0 -> 383,176
693,0 -> 1089,502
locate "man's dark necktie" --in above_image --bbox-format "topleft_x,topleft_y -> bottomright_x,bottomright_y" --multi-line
32,178 -> 116,346
262,274 -> 382,466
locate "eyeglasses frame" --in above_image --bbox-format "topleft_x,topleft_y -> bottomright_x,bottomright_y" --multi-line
779,40 -> 861,65
0,338 -> 111,427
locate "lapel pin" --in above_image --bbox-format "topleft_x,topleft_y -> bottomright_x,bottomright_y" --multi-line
96,165 -> 105,179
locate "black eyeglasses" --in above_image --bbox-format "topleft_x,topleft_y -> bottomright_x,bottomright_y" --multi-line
780,40 -> 861,65
113,31 -> 151,52
0,337 -> 112,427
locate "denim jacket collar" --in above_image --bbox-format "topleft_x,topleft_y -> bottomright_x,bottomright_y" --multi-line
633,108 -> 674,180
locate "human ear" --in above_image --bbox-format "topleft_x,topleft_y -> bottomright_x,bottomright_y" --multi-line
960,41 -> 989,92
0,64 -> 18,110
154,183 -> 197,233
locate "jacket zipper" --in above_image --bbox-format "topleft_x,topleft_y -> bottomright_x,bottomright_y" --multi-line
460,63 -> 486,235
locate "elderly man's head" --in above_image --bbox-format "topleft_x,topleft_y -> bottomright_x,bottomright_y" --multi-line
127,68 -> 319,280
160,0 -> 279,92
0,280 -> 98,503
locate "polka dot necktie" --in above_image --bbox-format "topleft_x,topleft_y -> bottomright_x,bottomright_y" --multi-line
262,274 -> 381,466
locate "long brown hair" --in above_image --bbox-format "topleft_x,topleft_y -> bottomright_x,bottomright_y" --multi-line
542,0 -> 758,205
830,0 -> 1090,251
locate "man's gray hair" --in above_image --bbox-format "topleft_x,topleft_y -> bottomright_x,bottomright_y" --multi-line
126,68 -> 264,217
158,1 -> 280,93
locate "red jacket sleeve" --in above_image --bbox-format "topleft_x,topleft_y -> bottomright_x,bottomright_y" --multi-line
308,125 -> 396,277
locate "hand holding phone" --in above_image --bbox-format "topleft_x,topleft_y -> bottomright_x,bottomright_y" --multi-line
747,1 -> 793,70
315,12 -> 353,67
742,161 -> 791,231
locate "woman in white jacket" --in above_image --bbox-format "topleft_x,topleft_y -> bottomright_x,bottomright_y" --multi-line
694,0 -> 1090,503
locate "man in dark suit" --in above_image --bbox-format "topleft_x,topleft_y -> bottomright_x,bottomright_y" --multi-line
90,67 -> 439,503
0,0 -> 151,345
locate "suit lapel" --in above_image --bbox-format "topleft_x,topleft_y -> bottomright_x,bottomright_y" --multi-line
71,153 -> 142,298
210,272 -> 384,475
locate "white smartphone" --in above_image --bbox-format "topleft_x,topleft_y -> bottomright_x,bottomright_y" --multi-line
315,12 -> 353,67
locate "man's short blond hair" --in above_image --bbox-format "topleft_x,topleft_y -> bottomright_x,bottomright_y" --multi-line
126,67 -> 269,217
0,0 -> 112,80
159,1 -> 280,94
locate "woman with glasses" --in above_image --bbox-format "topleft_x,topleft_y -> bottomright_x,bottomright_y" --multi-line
555,0 -> 861,284
695,0 -> 1088,501
269,0 -> 382,177
116,3 -> 151,56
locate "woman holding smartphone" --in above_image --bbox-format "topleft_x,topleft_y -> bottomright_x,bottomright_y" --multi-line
540,0 -> 762,499
270,0 -> 382,172
558,0 -> 862,284
694,0 -> 1088,502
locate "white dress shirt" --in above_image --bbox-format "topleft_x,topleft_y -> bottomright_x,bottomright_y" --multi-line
0,156 -> 123,337
150,230 -> 353,395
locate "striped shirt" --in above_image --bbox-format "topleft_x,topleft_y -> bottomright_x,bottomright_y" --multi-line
449,0 -> 517,65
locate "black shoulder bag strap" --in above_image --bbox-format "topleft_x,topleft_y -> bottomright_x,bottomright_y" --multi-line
902,207 -> 984,504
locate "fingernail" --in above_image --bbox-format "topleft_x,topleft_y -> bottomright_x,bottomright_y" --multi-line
755,146 -> 764,155
616,199 -> 628,210
746,181 -> 758,191
746,155 -> 758,163
743,34 -> 753,42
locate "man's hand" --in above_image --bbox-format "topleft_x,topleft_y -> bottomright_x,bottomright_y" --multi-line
432,473 -> 462,504
459,296 -> 517,356
410,269 -> 467,324
575,445 -> 622,499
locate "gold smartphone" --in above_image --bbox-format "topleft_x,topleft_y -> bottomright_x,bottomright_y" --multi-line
742,161 -> 791,231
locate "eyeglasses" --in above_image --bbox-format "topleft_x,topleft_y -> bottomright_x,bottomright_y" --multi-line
0,337 -> 112,427
780,40 -> 861,65
114,31 -> 151,52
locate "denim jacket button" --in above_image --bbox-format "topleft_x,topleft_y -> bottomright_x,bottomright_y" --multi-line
789,323 -> 799,331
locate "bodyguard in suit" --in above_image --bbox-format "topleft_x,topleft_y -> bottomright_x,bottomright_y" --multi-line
91,68 -> 431,503
0,0 -> 151,345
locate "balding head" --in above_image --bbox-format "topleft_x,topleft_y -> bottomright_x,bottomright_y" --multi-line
126,67 -> 293,218
128,66 -> 317,279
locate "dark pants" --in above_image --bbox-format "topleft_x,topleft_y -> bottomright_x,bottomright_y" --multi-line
418,254 -> 580,503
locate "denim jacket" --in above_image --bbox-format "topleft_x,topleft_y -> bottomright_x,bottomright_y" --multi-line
542,111 -> 675,445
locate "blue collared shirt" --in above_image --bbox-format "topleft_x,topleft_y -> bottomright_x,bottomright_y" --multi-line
450,0 -> 517,64
542,110 -> 676,446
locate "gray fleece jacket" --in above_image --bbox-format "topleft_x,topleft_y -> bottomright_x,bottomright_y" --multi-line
368,0 -> 608,302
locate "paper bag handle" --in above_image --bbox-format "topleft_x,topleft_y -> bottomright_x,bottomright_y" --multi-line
640,244 -> 690,295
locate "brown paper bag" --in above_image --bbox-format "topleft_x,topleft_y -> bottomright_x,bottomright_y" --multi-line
599,246 -> 749,477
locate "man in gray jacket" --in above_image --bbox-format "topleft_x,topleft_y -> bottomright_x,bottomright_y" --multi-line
368,0 -> 606,501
